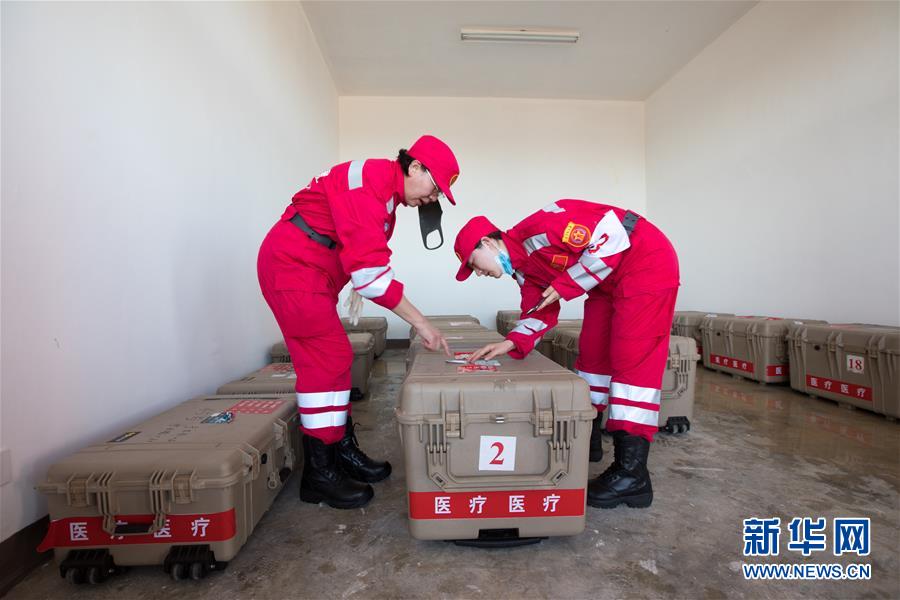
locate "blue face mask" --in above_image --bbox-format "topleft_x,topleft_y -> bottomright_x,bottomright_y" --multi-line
495,250 -> 514,276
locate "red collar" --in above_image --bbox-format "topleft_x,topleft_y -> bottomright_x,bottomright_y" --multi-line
394,161 -> 407,206
501,231 -> 527,272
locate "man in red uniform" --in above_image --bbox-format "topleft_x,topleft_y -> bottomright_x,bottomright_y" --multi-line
453,200 -> 679,509
258,135 -> 458,509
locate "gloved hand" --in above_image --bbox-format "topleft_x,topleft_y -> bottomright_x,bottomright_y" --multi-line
343,290 -> 364,326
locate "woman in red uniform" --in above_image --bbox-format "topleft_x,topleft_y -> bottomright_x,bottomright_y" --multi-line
259,135 -> 458,509
453,200 -> 679,509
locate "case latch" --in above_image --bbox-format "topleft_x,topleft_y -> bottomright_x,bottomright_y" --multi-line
65,474 -> 94,508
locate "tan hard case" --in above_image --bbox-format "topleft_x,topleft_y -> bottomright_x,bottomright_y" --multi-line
496,310 -> 521,337
341,316 -> 389,357
551,329 -> 699,434
406,329 -> 506,372
672,311 -> 733,359
700,316 -> 826,383
409,315 -> 483,340
36,395 -> 299,583
264,332 -> 375,399
787,323 -> 900,418
397,350 -> 594,543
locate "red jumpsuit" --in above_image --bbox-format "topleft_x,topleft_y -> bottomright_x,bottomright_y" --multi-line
503,200 -> 680,442
257,160 -> 405,444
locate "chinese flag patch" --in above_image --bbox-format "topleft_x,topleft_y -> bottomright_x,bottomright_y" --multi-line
562,222 -> 591,248
550,254 -> 569,271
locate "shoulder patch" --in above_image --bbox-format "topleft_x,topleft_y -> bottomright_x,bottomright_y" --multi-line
562,222 -> 591,248
550,254 -> 569,271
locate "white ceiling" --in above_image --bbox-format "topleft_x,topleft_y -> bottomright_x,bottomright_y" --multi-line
302,1 -> 758,100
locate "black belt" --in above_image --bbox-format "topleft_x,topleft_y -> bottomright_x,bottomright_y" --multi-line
289,213 -> 337,250
622,211 -> 641,236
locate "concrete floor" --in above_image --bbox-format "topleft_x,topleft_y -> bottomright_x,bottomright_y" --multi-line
9,350 -> 900,599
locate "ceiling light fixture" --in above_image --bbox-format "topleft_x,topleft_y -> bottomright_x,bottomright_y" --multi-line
460,27 -> 580,44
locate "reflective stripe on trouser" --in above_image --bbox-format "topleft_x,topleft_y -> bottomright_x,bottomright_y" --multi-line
576,370 -> 611,408
576,286 -> 678,442
297,390 -> 350,438
282,327 -> 353,444
257,244 -> 353,444
607,382 -> 660,429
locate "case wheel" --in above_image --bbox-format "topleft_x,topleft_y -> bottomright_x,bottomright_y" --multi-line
164,545 -> 225,582
64,568 -> 83,585
661,416 -> 691,435
60,549 -> 117,585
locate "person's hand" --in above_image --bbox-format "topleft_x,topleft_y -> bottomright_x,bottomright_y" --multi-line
416,320 -> 451,356
467,340 -> 516,363
533,285 -> 561,313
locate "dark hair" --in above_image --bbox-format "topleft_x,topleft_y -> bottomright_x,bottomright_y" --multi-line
475,231 -> 503,249
397,149 -> 416,175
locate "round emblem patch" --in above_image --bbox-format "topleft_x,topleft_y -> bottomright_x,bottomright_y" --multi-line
562,222 -> 591,248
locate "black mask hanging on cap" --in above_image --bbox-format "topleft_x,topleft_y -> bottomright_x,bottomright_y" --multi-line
418,202 -> 444,250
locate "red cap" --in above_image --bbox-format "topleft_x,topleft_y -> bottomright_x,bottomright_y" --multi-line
454,216 -> 501,281
407,135 -> 460,205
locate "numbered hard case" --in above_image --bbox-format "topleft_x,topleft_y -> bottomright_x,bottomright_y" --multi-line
787,323 -> 900,418
397,350 -> 594,543
700,316 -> 826,383
36,395 -> 300,584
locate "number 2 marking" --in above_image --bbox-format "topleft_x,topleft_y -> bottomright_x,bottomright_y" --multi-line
490,442 -> 505,465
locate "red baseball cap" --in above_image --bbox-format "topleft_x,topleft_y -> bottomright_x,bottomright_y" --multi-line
408,135 -> 460,205
454,216 -> 501,281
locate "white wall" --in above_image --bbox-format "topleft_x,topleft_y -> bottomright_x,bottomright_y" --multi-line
646,1 -> 900,325
0,1 -> 338,541
339,97 -> 646,335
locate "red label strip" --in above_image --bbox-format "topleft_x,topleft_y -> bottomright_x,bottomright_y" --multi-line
807,375 -> 872,402
38,509 -> 237,551
709,354 -> 755,374
228,399 -> 286,414
409,489 -> 584,520
765,364 -> 789,377
709,354 -> 788,377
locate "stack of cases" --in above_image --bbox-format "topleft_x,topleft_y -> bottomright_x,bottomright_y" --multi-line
550,329 -> 699,434
787,323 -> 900,419
253,332 -> 376,400
534,320 -> 582,358
341,317 -> 388,358
495,310 -> 583,358
398,345 -> 594,544
37,395 -> 300,584
700,316 -> 826,384
671,311 -> 732,361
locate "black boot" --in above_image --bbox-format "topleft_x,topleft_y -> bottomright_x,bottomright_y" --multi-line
589,414 -> 604,463
336,416 -> 392,483
300,434 -> 374,509
587,431 -> 653,509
